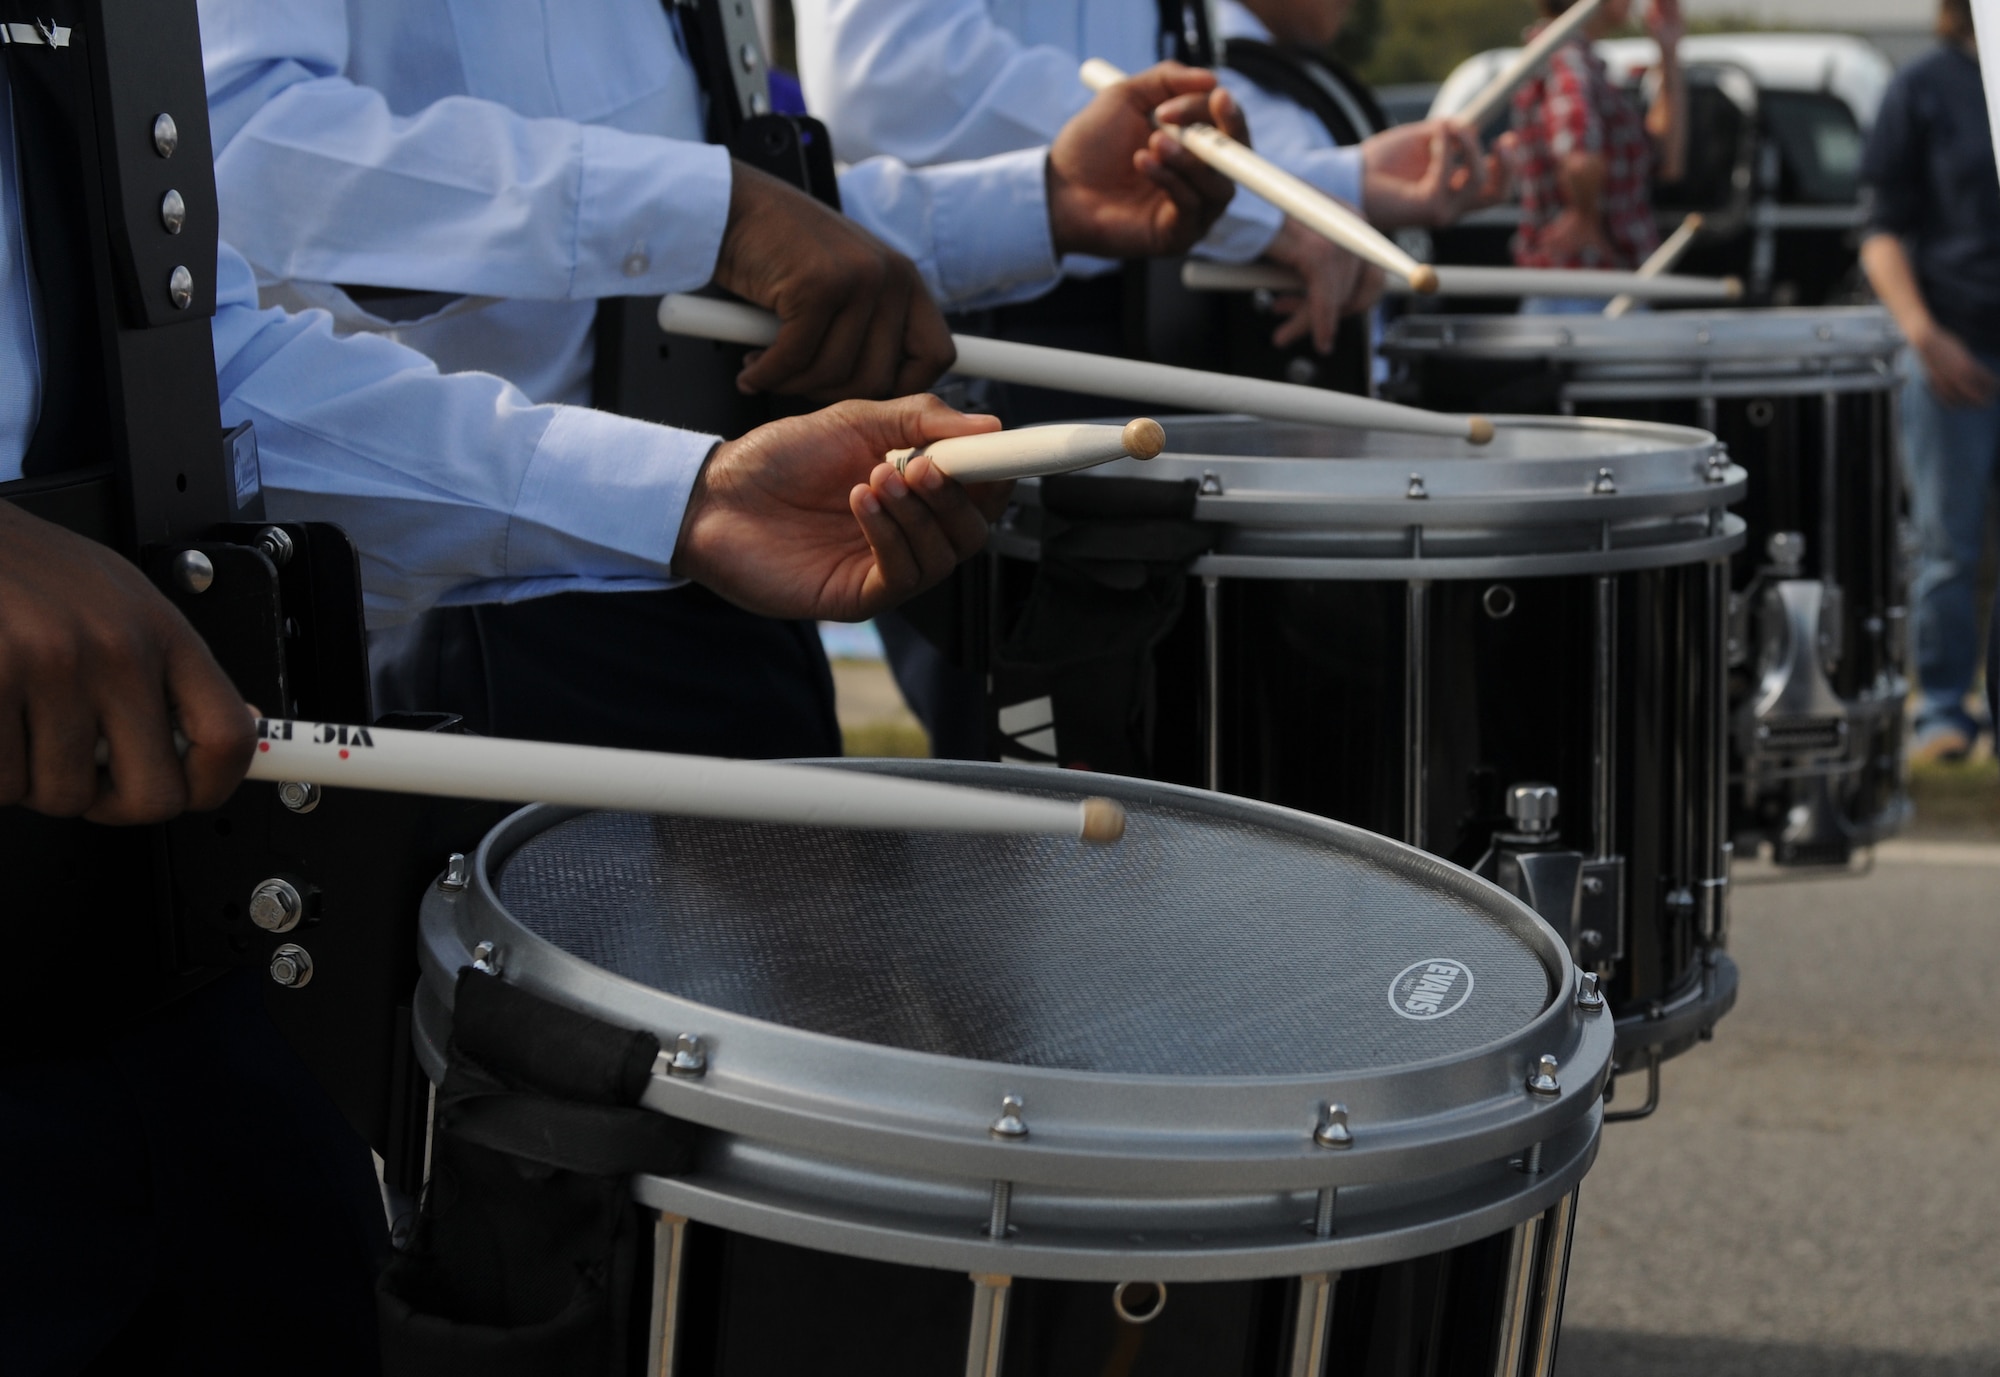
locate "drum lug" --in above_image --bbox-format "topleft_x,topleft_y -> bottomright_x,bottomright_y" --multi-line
666,1032 -> 708,1078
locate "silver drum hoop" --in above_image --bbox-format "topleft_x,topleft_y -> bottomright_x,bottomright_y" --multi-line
1381,307 -> 1901,376
416,763 -> 1613,1280
1002,413 -> 1745,578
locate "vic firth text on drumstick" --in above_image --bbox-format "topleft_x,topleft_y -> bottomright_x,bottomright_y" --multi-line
103,723 -> 1127,844
658,294 -> 1495,445
1077,58 -> 1439,294
888,419 -> 1164,483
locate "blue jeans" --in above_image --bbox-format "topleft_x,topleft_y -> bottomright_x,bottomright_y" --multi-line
1900,348 -> 2000,737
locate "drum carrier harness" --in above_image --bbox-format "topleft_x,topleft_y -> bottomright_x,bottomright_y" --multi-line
0,0 -> 572,1294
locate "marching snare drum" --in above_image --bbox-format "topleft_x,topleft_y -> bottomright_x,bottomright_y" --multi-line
1381,309 -> 1909,866
418,763 -> 1612,1376
987,415 -> 1743,1100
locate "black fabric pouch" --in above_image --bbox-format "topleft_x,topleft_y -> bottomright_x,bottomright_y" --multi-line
990,476 -> 1214,776
377,970 -> 695,1377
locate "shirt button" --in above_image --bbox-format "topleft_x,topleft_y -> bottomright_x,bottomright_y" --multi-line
622,251 -> 650,278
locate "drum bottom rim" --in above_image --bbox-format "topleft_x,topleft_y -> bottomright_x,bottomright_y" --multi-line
1611,948 -> 1739,1064
628,1104 -> 1600,1284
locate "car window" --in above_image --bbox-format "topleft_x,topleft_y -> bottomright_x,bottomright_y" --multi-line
1761,91 -> 1865,204
1653,79 -> 1749,214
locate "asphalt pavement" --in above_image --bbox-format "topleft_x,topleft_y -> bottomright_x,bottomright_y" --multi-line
1555,842 -> 2000,1376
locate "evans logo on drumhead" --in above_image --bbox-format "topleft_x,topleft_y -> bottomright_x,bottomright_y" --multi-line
1389,959 -> 1475,1021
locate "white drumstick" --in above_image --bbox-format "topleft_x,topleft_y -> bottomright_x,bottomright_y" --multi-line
98,722 -> 1126,842
1179,258 -> 1742,302
1605,213 -> 1705,317
658,294 -> 1495,444
887,419 -> 1164,483
1079,58 -> 1440,294
1448,0 -> 1609,133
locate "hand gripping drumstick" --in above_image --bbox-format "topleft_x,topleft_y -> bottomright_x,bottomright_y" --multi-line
1178,257 -> 1742,303
658,294 -> 1495,444
1604,213 -> 1706,318
1447,0 -> 1610,133
100,722 -> 1128,843
1078,58 -> 1440,295
887,419 -> 1164,483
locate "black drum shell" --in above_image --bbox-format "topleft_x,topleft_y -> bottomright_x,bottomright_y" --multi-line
991,558 -> 1724,1031
1381,315 -> 1908,859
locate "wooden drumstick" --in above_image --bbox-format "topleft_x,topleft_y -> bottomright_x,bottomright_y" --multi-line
1448,0 -> 1610,132
1179,258 -> 1742,303
887,420 -> 1164,483
98,723 -> 1128,843
1078,58 -> 1440,294
657,294 -> 1495,445
1604,213 -> 1707,317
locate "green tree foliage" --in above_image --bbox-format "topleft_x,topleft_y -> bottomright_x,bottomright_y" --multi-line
1344,0 -> 1539,84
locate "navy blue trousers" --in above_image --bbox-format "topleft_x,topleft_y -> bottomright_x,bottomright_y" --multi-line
0,972 -> 389,1374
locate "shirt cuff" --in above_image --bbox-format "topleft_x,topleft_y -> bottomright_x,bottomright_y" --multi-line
1295,147 -> 1365,218
1195,186 -> 1285,263
572,126 -> 733,300
507,404 -> 714,581
925,147 -> 1062,307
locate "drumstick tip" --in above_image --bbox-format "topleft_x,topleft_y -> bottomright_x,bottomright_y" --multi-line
1122,417 -> 1166,460
1080,797 -> 1127,844
1722,275 -> 1744,299
1682,212 -> 1704,233
1467,416 -> 1496,445
1408,265 -> 1440,294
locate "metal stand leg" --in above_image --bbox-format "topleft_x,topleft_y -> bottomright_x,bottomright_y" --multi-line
966,1273 -> 1013,1377
645,1212 -> 689,1377
1524,1191 -> 1581,1377
1491,1214 -> 1544,1377
1287,1271 -> 1339,1377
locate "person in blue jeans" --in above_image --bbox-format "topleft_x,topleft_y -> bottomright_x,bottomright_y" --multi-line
1861,0 -> 2000,764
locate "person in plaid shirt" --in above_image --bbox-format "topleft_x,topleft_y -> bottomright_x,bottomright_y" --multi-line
1510,0 -> 1687,308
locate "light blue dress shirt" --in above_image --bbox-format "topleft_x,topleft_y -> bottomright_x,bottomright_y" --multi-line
200,0 -> 1067,407
5,66 -> 707,625
793,0 -> 1367,268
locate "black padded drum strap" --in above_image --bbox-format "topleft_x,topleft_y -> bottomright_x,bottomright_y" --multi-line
1157,0 -> 1215,66
0,0 -> 232,546
1221,39 -> 1386,147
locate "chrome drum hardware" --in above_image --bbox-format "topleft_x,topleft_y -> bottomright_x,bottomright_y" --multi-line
417,764 -> 1614,1376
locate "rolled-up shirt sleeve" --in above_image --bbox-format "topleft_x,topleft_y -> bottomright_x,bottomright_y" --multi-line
1859,77 -> 1920,237
839,148 -> 1062,309
796,0 -> 1282,269
210,245 -> 707,625
202,0 -> 732,301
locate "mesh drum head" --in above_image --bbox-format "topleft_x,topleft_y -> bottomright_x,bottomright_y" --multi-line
491,780 -> 1553,1077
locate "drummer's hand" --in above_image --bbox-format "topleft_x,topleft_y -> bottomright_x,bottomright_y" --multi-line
1359,120 -> 1505,227
1259,215 -> 1385,354
0,502 -> 256,824
713,162 -> 956,401
1645,0 -> 1685,52
1046,63 -> 1242,260
1911,320 -> 2000,408
673,395 -> 1011,621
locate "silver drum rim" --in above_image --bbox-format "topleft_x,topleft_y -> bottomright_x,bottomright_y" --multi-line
415,762 -> 1613,1280
1380,306 -> 1901,369
1002,413 -> 1745,578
